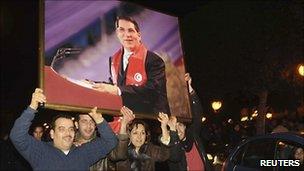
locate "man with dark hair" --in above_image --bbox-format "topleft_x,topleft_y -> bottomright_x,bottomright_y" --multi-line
91,16 -> 170,115
9,88 -> 117,171
73,106 -> 136,171
29,124 -> 44,141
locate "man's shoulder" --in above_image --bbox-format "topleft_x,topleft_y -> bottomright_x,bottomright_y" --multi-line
146,51 -> 164,64
147,51 -> 161,58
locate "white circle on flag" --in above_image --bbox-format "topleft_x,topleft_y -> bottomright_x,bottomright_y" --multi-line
134,73 -> 142,82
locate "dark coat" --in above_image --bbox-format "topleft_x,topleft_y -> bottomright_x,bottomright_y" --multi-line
110,51 -> 170,115
168,130 -> 193,171
109,134 -> 170,171
168,91 -> 212,171
86,134 -> 129,171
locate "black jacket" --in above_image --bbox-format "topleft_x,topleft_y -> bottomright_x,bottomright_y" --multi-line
110,51 -> 170,115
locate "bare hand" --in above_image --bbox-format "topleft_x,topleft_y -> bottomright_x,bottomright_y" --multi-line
88,107 -> 104,124
185,73 -> 192,85
157,112 -> 169,128
30,88 -> 46,110
168,116 -> 177,131
185,73 -> 193,93
120,106 -> 135,125
92,83 -> 119,95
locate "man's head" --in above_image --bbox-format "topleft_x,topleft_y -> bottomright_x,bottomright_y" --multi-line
75,114 -> 96,141
33,125 -> 44,141
50,114 -> 75,151
115,16 -> 141,51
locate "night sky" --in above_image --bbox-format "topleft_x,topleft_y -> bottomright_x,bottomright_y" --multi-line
1,1 -> 303,136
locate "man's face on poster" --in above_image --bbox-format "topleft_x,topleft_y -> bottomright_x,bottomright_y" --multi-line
116,19 -> 141,51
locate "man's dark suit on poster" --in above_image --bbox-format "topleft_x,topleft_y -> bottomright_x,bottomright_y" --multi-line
110,45 -> 170,115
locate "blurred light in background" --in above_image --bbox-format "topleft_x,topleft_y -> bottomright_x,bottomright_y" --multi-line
266,113 -> 272,119
252,110 -> 258,117
228,118 -> 233,123
207,154 -> 213,160
241,116 -> 249,122
298,64 -> 304,76
212,101 -> 222,111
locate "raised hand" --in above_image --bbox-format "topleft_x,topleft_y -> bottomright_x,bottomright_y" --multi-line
119,106 -> 135,134
120,106 -> 135,125
168,116 -> 177,131
88,107 -> 104,124
30,88 -> 46,110
157,112 -> 169,128
158,112 -> 170,144
185,73 -> 193,93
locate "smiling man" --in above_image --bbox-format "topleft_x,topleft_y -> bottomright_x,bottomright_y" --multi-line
91,16 -> 170,115
75,114 -> 96,145
9,88 -> 117,171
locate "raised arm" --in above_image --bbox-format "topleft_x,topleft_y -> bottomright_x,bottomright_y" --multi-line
185,73 -> 203,134
77,107 -> 117,165
158,112 -> 170,145
9,88 -> 47,165
109,106 -> 135,161
167,116 -> 185,162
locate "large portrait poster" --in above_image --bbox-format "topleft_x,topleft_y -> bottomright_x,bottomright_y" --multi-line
40,0 -> 191,120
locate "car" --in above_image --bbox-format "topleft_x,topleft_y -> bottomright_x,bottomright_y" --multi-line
222,132 -> 304,171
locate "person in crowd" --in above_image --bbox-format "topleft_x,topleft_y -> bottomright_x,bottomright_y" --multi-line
294,147 -> 304,164
229,123 -> 243,147
109,108 -> 171,171
90,16 -> 170,115
73,106 -> 135,171
9,88 -> 117,170
30,124 -> 44,141
165,73 -> 211,171
167,116 -> 192,171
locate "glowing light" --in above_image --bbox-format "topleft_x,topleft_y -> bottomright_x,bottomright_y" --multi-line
252,110 -> 258,117
71,117 -> 75,121
266,113 -> 272,119
228,119 -> 233,123
211,101 -> 222,111
241,116 -> 249,122
207,154 -> 213,160
43,123 -> 47,126
201,117 -> 206,122
298,64 -> 304,76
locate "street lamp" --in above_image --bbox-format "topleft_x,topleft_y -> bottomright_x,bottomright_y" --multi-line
266,113 -> 272,119
201,117 -> 206,123
211,101 -> 222,112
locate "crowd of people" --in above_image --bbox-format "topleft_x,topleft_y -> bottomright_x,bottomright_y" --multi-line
0,71 -> 209,171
